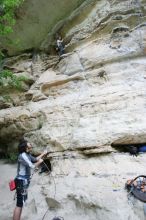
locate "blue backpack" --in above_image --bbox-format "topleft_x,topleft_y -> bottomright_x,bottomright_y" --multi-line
139,145 -> 146,152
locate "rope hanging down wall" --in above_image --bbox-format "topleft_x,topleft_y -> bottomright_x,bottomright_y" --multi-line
131,0 -> 146,53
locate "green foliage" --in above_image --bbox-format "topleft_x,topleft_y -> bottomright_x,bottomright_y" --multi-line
0,69 -> 27,90
2,94 -> 12,102
7,151 -> 17,163
0,0 -> 23,36
0,0 -> 25,91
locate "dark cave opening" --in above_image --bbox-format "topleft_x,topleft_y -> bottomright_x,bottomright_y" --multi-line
39,158 -> 52,174
0,135 -> 23,160
111,143 -> 146,155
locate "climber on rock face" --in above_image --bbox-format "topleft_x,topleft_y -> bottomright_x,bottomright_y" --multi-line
56,35 -> 65,58
13,138 -> 48,220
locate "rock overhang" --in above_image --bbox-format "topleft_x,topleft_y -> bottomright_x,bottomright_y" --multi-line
1,0 -> 86,55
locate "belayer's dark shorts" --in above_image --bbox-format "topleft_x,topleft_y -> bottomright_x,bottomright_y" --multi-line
15,178 -> 28,207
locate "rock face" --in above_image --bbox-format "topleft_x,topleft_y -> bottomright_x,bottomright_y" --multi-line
3,0 -> 85,55
0,0 -> 146,219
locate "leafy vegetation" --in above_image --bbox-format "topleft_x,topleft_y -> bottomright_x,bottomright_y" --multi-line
0,69 -> 26,90
7,151 -> 17,163
0,0 -> 24,91
0,0 -> 23,36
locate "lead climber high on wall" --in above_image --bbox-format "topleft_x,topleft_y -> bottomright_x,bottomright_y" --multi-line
13,138 -> 48,220
56,35 -> 65,58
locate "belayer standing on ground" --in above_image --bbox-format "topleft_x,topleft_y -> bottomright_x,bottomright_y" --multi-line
56,35 -> 65,57
13,138 -> 48,220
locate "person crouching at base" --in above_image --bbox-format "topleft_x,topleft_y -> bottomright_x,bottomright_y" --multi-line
13,139 -> 48,220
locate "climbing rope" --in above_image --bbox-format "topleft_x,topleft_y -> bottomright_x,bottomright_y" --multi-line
131,0 -> 144,52
40,163 -> 64,220
41,161 -> 65,220
40,12 -> 109,218
23,159 -> 57,220
43,161 -> 57,199
41,49 -> 89,219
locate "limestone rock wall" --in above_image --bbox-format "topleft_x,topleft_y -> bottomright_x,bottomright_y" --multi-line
0,0 -> 146,219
